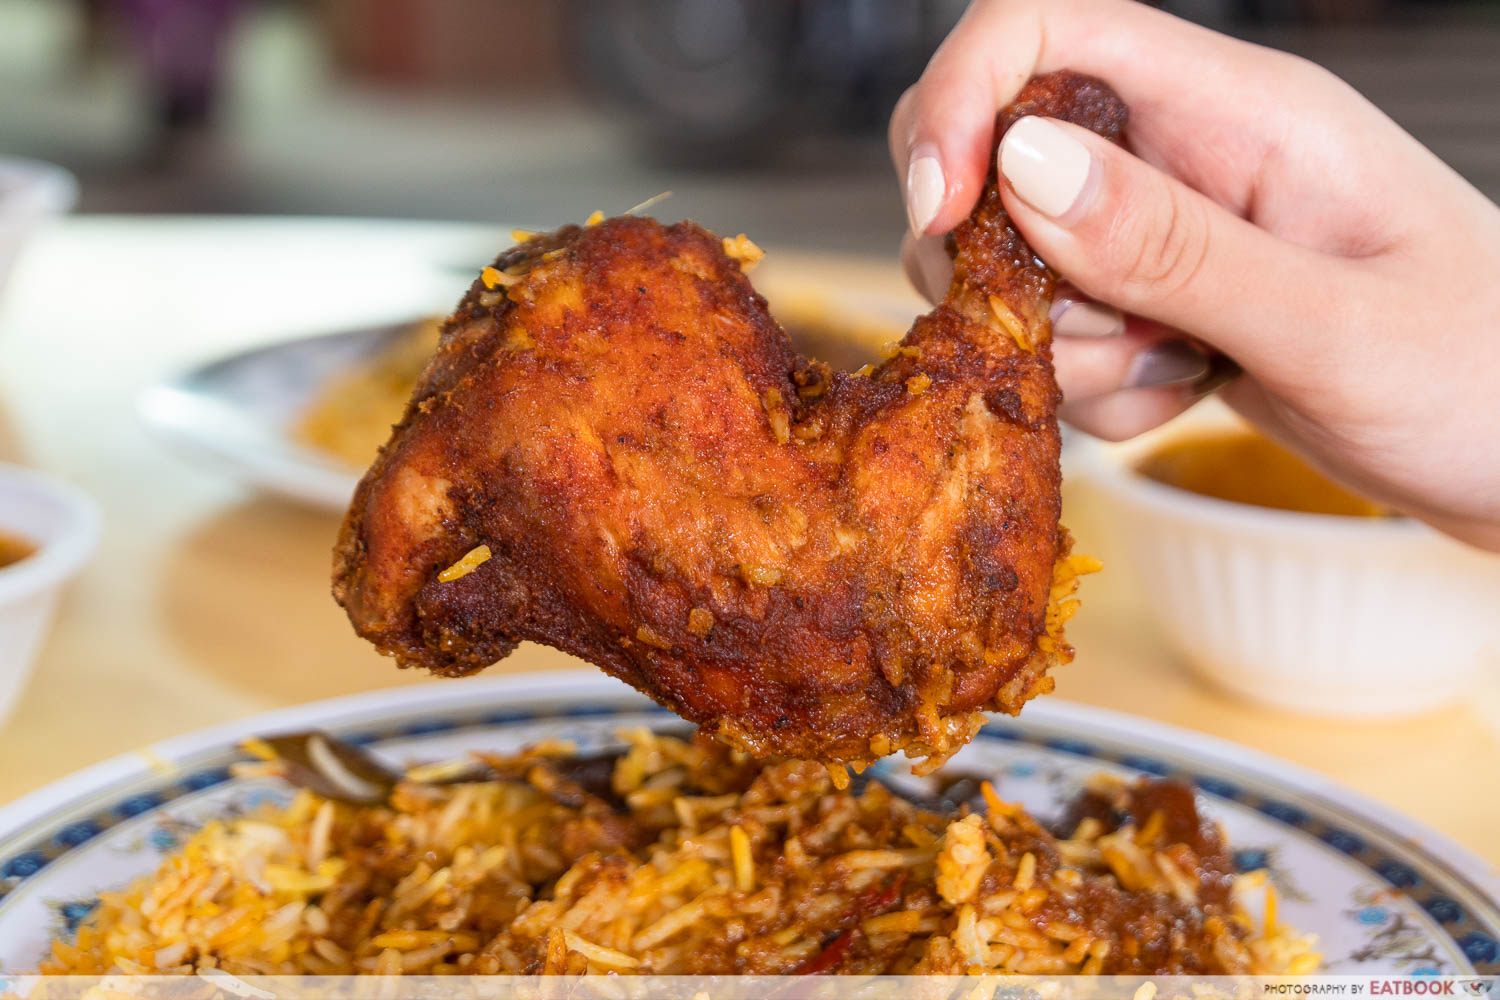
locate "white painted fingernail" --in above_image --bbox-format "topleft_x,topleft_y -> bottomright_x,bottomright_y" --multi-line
1051,298 -> 1125,338
998,116 -> 1093,218
1127,340 -> 1211,389
906,151 -> 944,235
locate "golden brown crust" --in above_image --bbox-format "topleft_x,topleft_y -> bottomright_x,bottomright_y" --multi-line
333,71 -> 1127,767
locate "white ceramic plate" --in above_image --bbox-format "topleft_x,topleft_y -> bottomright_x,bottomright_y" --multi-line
0,671 -> 1495,974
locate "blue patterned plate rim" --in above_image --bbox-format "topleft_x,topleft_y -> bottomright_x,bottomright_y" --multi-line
0,671 -> 1496,971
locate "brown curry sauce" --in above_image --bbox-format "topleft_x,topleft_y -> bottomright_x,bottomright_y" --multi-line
0,530 -> 35,569
1137,430 -> 1391,517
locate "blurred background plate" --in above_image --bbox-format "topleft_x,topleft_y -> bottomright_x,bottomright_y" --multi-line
137,319 -> 424,510
0,671 -> 1496,972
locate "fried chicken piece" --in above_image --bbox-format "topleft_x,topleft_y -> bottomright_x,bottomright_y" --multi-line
333,72 -> 1125,769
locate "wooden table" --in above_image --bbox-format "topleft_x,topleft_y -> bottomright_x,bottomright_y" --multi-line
1,217 -> 1496,874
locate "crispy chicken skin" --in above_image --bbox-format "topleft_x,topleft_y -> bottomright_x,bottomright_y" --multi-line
334,72 -> 1125,768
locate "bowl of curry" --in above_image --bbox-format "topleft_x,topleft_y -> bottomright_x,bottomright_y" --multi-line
0,463 -> 99,726
1072,402 -> 1500,717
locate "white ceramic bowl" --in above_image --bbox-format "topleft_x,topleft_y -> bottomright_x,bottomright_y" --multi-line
1071,405 -> 1500,717
0,158 -> 77,300
0,464 -> 100,726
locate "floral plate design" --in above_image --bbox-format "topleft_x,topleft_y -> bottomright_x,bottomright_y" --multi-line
0,672 -> 1495,973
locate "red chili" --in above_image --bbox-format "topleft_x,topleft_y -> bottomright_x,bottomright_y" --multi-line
796,871 -> 909,976
798,929 -> 854,975
863,871 -> 908,913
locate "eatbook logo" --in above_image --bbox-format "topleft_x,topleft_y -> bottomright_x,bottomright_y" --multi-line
1366,983 -> 1496,997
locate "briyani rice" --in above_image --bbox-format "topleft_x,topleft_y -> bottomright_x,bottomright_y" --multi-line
41,731 -> 1318,976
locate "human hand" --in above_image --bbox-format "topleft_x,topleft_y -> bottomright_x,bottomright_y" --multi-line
889,0 -> 1500,550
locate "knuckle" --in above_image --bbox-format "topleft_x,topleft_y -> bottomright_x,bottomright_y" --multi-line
1058,402 -> 1143,443
1278,50 -> 1343,92
888,87 -> 917,156
1088,424 -> 1141,444
1107,179 -> 1213,301
889,87 -> 916,134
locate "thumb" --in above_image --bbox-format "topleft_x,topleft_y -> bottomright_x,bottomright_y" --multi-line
996,115 -> 1356,382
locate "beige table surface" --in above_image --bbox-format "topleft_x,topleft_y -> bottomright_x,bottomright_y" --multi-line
0,217 -> 1496,875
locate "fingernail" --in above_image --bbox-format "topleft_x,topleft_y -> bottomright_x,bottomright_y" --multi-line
906,150 -> 944,235
998,116 -> 1093,218
1127,340 -> 1211,389
1051,298 -> 1124,338
1190,353 -> 1243,398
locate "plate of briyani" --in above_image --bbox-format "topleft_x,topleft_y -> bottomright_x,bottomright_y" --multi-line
136,258 -> 927,513
0,672 -> 1495,977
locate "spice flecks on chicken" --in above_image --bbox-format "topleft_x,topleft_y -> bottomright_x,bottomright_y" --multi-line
332,72 -> 1125,769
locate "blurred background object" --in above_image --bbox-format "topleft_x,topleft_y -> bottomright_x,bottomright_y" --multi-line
0,463 -> 99,730
563,0 -> 961,165
0,0 -> 1497,250
0,157 -> 76,301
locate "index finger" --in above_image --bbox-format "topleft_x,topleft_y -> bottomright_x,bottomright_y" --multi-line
891,0 -> 1307,235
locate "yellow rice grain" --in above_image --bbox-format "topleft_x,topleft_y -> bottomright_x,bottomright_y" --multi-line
241,738 -> 277,762
564,930 -> 640,970
730,825 -> 754,892
437,545 -> 491,583
863,910 -> 924,936
988,294 -> 1033,353
721,234 -> 764,271
1014,851 -> 1038,892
